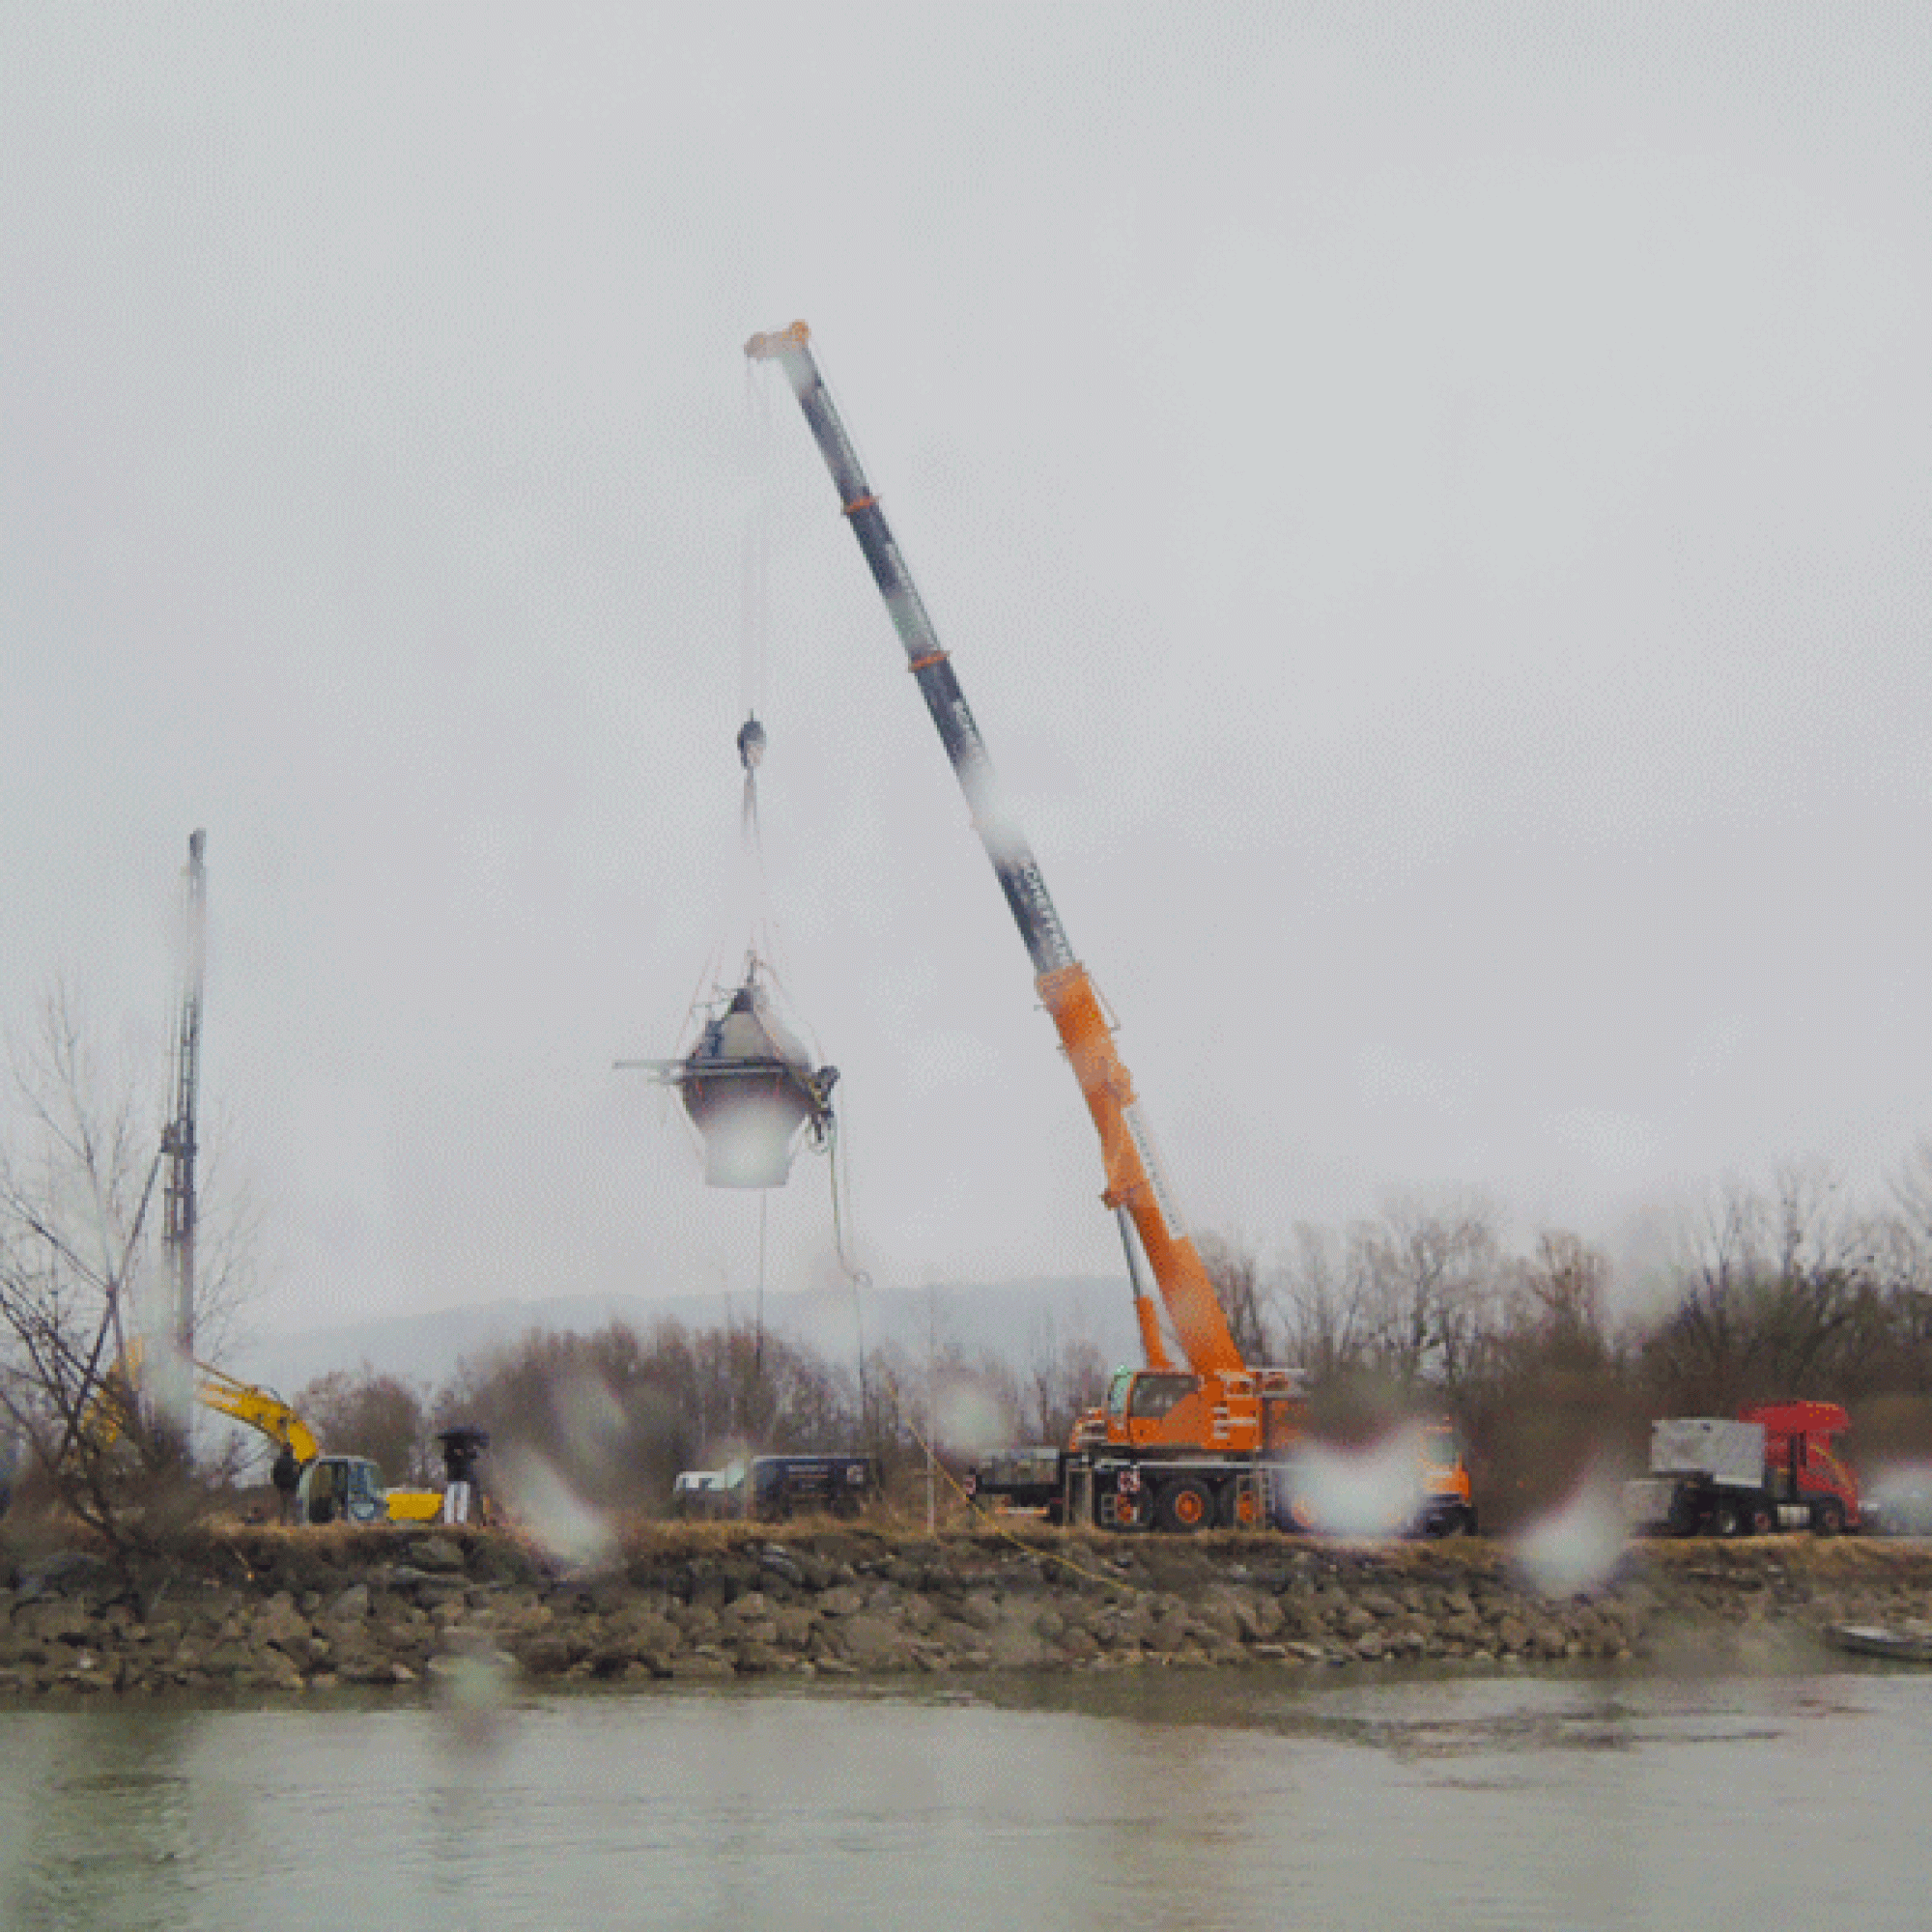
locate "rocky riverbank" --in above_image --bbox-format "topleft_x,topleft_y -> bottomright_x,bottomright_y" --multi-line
1,1523 -> 1928,1700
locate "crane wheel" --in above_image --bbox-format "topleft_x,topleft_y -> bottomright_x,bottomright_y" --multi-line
1219,1484 -> 1261,1529
1155,1476 -> 1215,1533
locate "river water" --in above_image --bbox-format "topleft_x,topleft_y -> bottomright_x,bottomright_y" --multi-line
0,1662 -> 1924,1931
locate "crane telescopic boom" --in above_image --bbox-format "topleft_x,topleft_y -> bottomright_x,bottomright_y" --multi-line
746,321 -> 1240,1382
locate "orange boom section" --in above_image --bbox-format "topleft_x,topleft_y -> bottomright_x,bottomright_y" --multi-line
1037,962 -> 1242,1378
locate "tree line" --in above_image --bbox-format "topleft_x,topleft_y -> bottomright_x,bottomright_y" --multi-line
1202,1157 -> 1932,1522
7,985 -> 1932,1536
285,1155 -> 1932,1532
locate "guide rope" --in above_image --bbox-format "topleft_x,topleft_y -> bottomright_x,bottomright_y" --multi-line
823,1113 -> 1144,1593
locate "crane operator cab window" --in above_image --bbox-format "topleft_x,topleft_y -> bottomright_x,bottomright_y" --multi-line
1126,1375 -> 1196,1423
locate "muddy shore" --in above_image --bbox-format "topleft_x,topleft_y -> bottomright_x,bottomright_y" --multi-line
1,1524 -> 1928,1699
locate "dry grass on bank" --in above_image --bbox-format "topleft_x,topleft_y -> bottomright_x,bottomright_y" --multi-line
13,1490 -> 1930,1589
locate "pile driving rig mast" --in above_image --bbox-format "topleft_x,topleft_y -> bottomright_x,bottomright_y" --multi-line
747,323 -> 1300,1529
158,828 -> 207,1459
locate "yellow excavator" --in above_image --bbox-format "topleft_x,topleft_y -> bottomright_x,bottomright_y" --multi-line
85,1346 -> 442,1525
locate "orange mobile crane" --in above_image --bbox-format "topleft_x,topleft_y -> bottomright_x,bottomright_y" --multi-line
748,323 -> 1304,1531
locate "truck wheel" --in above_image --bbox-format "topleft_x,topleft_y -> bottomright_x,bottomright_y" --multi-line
1746,1503 -> 1774,1535
1712,1501 -> 1741,1538
1813,1498 -> 1846,1537
1219,1483 -> 1261,1529
1155,1476 -> 1215,1533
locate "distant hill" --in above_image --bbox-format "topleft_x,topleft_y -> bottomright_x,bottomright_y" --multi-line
244,1276 -> 1144,1400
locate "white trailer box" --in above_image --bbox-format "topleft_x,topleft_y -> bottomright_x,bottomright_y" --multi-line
1621,1475 -> 1681,1530
1649,1418 -> 1766,1488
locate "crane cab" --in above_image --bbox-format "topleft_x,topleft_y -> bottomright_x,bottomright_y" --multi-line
1086,1365 -> 1305,1458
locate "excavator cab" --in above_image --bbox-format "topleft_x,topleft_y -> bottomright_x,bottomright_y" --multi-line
296,1455 -> 442,1526
298,1455 -> 389,1525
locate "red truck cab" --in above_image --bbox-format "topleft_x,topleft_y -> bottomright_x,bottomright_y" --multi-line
1739,1401 -> 1861,1533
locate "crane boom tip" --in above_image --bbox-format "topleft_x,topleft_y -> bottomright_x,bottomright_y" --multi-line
745,320 -> 810,360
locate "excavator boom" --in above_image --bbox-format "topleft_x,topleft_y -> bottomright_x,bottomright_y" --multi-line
84,1345 -> 320,1464
748,322 -> 1242,1379
194,1362 -> 321,1463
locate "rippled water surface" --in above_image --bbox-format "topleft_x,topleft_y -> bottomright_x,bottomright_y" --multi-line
0,1664 -> 1925,1931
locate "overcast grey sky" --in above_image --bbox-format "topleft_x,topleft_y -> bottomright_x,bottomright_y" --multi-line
4,6 -> 1929,1342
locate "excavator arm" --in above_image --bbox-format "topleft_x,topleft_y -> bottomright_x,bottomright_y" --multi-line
83,1344 -> 320,1464
747,322 -> 1242,1379
192,1362 -> 321,1463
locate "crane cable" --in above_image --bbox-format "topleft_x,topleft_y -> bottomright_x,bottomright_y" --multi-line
823,1109 -> 1145,1593
823,1111 -> 872,1458
738,366 -> 783,1391
735,359 -> 779,970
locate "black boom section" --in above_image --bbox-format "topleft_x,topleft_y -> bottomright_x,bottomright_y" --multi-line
761,330 -> 1075,980
902,645 -> 1072,979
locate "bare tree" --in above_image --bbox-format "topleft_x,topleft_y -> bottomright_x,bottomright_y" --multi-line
1350,1192 -> 1505,1394
1277,1220 -> 1375,1385
294,1364 -> 435,1487
1507,1231 -> 1610,1354
1642,1165 -> 1883,1408
1893,1139 -> 1932,1229
1197,1231 -> 1278,1364
0,988 -> 172,1530
0,987 -> 254,1533
1017,1312 -> 1111,1446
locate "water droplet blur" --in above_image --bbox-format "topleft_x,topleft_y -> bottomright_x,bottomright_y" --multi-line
932,1375 -> 1007,1459
1287,1425 -> 1429,1537
430,1633 -> 515,1760
1510,1469 -> 1628,1598
497,1447 -> 616,1572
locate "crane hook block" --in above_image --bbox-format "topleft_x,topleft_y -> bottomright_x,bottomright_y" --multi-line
737,716 -> 767,771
